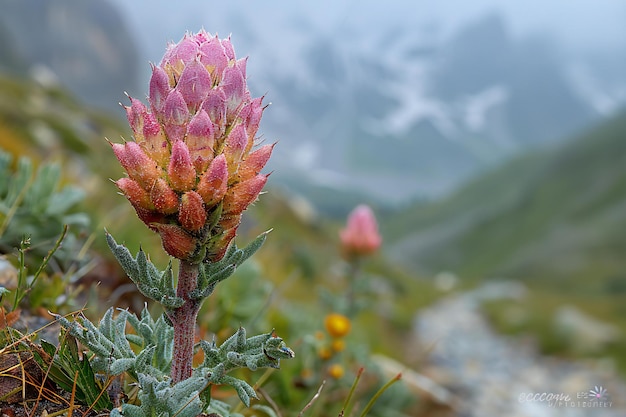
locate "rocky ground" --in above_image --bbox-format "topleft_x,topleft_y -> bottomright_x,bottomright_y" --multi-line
413,282 -> 626,417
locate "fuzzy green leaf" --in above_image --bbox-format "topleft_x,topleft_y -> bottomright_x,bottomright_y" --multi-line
237,230 -> 270,266
56,308 -> 174,381
106,233 -> 140,284
220,375 -> 257,407
26,163 -> 59,213
193,328 -> 295,407
133,345 -> 156,374
160,294 -> 185,308
208,263 -> 237,285
126,373 -> 207,417
106,232 -> 183,308
126,333 -> 143,347
47,186 -> 86,216
0,151 -> 12,197
207,399 -> 246,417
5,157 -> 32,207
109,358 -> 135,375
224,248 -> 244,268
195,231 -> 269,302
135,249 -> 155,288
114,404 -> 141,417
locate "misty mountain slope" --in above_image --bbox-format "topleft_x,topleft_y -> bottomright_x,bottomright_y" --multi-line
262,13 -> 608,203
0,0 -> 139,113
385,110 -> 626,286
430,14 -> 595,147
3,1 -> 625,205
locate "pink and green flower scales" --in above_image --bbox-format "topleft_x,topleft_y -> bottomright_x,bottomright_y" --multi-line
112,30 -> 273,263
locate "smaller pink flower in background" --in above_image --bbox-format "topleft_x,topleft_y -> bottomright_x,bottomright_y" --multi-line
339,204 -> 382,259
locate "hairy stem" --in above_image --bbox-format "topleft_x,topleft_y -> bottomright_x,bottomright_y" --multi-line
346,258 -> 361,317
170,260 -> 201,383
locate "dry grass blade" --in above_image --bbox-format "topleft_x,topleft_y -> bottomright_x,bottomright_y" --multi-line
0,350 -> 59,405
1,307 -> 107,417
298,380 -> 326,417
257,387 -> 282,417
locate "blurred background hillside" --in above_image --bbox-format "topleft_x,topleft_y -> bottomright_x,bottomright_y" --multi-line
1,0 -> 626,416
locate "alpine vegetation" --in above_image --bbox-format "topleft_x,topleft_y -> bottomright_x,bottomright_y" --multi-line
58,30 -> 294,417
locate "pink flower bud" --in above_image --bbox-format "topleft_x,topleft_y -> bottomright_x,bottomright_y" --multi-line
142,113 -> 170,168
339,205 -> 382,258
161,35 -> 199,81
221,37 -> 235,60
153,223 -> 198,260
114,31 -> 276,262
196,154 -> 228,207
186,110 -> 215,173
125,96 -> 148,141
116,177 -> 153,211
112,141 -> 161,189
237,143 -> 274,182
171,36 -> 199,64
177,59 -> 212,111
236,57 -> 248,79
222,65 -> 246,116
168,140 -> 196,191
149,65 -> 170,116
199,36 -> 228,81
179,191 -> 207,232
194,30 -> 210,43
223,124 -> 247,172
217,213 -> 241,231
241,97 -> 264,150
201,89 -> 226,130
222,174 -> 268,215
163,90 -> 189,142
150,178 -> 179,214
134,208 -> 166,230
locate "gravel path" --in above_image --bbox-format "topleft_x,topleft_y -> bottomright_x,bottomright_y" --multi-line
414,282 -> 626,417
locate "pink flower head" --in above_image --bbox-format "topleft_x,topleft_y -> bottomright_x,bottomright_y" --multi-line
339,205 -> 382,259
112,30 -> 273,262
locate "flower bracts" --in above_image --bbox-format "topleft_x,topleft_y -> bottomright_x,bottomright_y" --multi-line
112,30 -> 273,263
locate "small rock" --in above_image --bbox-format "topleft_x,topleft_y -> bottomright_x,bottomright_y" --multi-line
0,258 -> 18,291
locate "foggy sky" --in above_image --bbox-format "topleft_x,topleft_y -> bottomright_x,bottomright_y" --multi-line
110,0 -> 626,64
